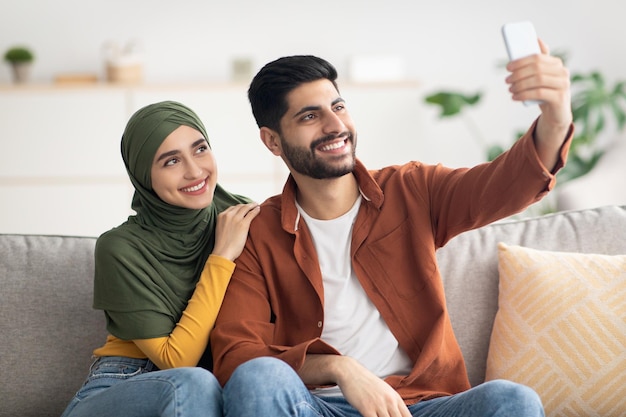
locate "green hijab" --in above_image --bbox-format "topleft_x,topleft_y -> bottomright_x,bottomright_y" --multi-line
93,100 -> 251,340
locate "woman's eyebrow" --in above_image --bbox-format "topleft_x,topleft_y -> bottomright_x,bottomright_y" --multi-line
155,149 -> 179,163
155,138 -> 207,163
191,138 -> 206,148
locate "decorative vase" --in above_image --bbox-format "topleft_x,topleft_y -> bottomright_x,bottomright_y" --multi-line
11,62 -> 31,83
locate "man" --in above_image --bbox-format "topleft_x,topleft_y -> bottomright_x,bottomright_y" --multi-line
212,39 -> 572,416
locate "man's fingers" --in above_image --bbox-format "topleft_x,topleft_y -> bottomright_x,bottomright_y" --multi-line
538,38 -> 550,55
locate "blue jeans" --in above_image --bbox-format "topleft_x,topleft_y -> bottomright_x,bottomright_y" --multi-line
223,357 -> 545,417
61,356 -> 222,417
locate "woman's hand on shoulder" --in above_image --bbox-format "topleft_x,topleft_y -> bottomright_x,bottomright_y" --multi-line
211,202 -> 260,261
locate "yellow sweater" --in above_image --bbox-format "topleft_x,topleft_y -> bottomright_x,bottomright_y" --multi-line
93,254 -> 234,369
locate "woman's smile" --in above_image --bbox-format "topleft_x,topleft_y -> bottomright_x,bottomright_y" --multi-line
180,179 -> 207,194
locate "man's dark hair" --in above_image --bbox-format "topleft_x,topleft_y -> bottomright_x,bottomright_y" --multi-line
247,55 -> 339,132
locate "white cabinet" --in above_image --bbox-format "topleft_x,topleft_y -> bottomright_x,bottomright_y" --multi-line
0,82 -> 423,236
1,86 -> 132,237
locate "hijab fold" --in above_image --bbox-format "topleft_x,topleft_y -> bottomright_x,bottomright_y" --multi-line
93,101 -> 250,340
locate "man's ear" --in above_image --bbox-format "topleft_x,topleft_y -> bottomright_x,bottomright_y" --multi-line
260,127 -> 282,156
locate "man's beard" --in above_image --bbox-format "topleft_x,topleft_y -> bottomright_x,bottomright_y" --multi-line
279,132 -> 356,179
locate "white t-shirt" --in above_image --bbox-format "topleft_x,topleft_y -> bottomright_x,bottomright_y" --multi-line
297,197 -> 412,397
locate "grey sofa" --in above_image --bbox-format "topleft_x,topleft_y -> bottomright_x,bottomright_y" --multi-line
2,205 -> 625,417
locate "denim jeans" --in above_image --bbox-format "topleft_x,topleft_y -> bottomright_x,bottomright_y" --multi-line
223,357 -> 545,417
61,356 -> 222,417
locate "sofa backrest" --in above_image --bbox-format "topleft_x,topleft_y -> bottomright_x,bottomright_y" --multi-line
437,204 -> 626,386
0,234 -> 106,417
1,205 -> 625,416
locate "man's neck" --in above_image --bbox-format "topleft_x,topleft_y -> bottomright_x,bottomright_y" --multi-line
293,173 -> 360,220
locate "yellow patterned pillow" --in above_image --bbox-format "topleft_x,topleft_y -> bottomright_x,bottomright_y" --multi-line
486,243 -> 626,417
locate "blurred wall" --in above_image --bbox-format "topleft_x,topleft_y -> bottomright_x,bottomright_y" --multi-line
2,0 -> 624,85
2,0 -> 625,162
1,0 -> 625,235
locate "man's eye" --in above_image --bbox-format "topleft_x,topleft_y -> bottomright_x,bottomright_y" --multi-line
334,104 -> 345,111
195,145 -> 208,154
302,113 -> 315,121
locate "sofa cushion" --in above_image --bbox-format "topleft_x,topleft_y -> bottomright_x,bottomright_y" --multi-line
437,205 -> 626,387
0,234 -> 106,417
486,243 -> 626,417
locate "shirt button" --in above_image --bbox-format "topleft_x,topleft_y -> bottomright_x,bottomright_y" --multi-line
317,321 -> 323,328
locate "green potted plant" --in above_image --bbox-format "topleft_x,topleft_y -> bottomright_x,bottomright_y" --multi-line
4,46 -> 35,83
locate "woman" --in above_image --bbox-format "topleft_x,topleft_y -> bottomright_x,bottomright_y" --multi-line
61,101 -> 259,417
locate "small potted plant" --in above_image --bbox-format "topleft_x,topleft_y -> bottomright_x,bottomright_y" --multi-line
4,46 -> 35,83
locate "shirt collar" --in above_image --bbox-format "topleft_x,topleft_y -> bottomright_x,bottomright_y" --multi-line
280,159 -> 384,233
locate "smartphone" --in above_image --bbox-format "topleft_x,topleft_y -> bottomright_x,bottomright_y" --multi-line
501,21 -> 542,106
